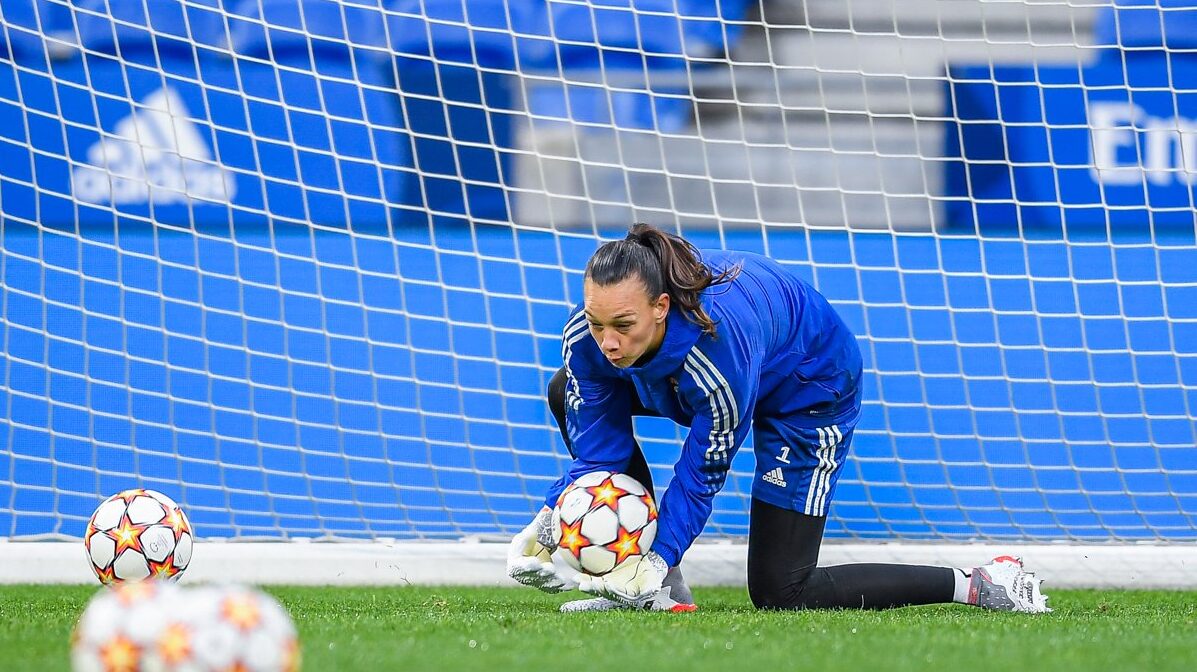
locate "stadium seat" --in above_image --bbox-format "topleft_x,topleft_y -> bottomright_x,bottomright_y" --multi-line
517,0 -> 751,133
0,0 -> 65,59
75,0 -> 229,55
229,0 -> 408,231
1092,0 -> 1197,50
386,0 -> 546,225
388,0 -> 546,69
674,0 -> 753,59
384,0 -> 754,223
526,0 -> 693,132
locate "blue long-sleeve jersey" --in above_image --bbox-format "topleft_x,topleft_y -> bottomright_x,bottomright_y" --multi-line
544,250 -> 863,567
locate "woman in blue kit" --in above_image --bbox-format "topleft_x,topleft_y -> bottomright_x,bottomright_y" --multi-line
508,224 -> 1049,614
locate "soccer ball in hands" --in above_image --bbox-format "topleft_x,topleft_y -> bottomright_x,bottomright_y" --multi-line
71,583 -> 301,672
85,489 -> 193,585
551,471 -> 658,576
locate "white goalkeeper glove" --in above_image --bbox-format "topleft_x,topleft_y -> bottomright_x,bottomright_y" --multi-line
576,551 -> 668,608
506,507 -> 578,593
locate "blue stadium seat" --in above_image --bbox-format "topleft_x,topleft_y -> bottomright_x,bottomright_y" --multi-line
74,0 -> 229,55
526,0 -> 692,132
229,0 -> 408,231
385,0 -> 753,222
0,0 -> 63,59
1093,0 -> 1197,50
518,0 -> 750,132
386,0 -> 546,225
674,0 -> 752,58
388,0 -> 546,69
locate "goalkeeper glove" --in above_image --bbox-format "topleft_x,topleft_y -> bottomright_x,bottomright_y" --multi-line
576,551 -> 668,608
506,507 -> 577,593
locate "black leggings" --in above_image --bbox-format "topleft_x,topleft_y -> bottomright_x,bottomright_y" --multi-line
548,367 -> 955,610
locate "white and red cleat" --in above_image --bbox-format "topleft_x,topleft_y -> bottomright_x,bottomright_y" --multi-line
968,556 -> 1051,613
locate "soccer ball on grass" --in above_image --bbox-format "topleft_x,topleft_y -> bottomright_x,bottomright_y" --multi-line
85,489 -> 193,585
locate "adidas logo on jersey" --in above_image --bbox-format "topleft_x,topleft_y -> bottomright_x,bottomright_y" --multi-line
71,86 -> 236,205
762,467 -> 787,487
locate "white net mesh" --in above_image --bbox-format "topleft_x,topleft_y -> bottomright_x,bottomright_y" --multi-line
1,0 -> 1194,543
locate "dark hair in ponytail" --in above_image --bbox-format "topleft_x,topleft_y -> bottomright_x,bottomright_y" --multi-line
585,223 -> 740,336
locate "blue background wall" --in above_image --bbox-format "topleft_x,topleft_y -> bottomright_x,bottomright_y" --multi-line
3,221 -> 1195,541
0,0 -> 1195,542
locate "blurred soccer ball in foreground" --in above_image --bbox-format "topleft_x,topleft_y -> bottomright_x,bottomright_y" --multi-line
162,584 -> 301,672
552,471 -> 658,576
85,489 -> 193,585
71,582 -> 301,672
70,581 -> 182,672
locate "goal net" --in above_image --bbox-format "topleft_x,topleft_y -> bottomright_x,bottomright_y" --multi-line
1,0 -> 1194,573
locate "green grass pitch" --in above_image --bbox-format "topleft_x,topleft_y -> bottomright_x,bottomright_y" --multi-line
1,585 -> 1194,671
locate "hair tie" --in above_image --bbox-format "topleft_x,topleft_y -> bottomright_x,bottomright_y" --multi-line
627,223 -> 653,247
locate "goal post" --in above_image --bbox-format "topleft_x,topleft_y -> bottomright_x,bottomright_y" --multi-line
1,0 -> 1195,586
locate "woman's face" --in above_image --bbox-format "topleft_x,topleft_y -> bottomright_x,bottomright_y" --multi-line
583,276 -> 670,368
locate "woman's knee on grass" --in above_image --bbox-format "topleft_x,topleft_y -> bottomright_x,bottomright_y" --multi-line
747,558 -> 823,610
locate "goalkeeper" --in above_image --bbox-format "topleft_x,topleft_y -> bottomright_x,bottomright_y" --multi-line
508,224 -> 1050,614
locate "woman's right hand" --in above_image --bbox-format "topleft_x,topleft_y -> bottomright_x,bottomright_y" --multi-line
506,507 -> 577,593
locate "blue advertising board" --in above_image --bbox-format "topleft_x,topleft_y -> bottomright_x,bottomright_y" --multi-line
945,51 -> 1197,229
1,0 -> 408,232
944,1 -> 1197,229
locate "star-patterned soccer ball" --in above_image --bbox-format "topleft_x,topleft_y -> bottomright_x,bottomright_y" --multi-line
551,471 -> 658,576
71,580 -> 184,672
71,583 -> 301,672
153,585 -> 301,672
85,489 -> 193,585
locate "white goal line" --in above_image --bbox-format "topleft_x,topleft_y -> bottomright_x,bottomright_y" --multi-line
3,541 -> 1194,590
